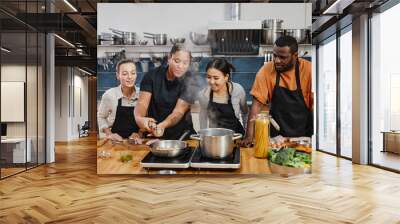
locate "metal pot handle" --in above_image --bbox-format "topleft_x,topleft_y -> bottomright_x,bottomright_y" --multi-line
190,134 -> 201,140
233,133 -> 243,140
143,32 -> 155,36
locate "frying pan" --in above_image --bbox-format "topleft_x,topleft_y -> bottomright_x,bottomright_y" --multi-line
148,130 -> 191,157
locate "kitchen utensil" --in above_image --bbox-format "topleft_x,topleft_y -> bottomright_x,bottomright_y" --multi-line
284,29 -> 310,44
123,32 -> 136,45
143,32 -> 167,45
112,35 -> 124,45
262,29 -> 284,45
149,130 -> 191,158
264,51 -> 274,62
262,19 -> 284,29
170,37 -> 185,44
270,117 -> 280,131
189,32 -> 208,45
109,28 -> 136,45
190,128 -> 242,159
138,40 -> 148,45
99,32 -> 113,45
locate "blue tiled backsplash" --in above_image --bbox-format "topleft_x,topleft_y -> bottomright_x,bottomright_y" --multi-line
97,56 -> 311,103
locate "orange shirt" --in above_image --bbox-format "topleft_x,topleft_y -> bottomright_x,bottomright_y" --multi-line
250,58 -> 313,110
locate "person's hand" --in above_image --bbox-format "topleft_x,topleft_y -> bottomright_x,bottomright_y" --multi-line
128,132 -> 143,145
152,122 -> 166,137
106,133 -> 123,142
142,117 -> 157,132
239,135 -> 253,148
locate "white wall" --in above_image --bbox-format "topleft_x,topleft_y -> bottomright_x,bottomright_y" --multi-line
55,66 -> 68,141
1,65 -> 26,138
54,67 -> 89,141
240,3 -> 312,29
98,3 -> 312,47
1,64 -> 46,164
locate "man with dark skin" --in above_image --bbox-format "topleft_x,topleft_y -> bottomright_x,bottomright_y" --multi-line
240,36 -> 313,147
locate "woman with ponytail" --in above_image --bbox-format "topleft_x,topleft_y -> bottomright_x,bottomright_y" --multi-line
198,58 -> 248,135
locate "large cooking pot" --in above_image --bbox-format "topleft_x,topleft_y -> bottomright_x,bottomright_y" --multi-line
110,28 -> 136,45
262,19 -> 283,29
190,128 -> 242,159
284,29 -> 310,44
262,29 -> 284,45
122,32 -> 136,45
144,32 -> 167,45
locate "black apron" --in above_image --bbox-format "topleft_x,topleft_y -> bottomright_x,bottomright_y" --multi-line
147,66 -> 195,140
207,83 -> 245,135
111,98 -> 139,139
270,60 -> 313,137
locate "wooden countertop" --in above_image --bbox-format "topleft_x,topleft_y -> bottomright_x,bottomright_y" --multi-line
97,139 -> 272,175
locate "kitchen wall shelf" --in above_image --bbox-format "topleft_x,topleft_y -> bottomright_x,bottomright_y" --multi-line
97,44 -> 212,57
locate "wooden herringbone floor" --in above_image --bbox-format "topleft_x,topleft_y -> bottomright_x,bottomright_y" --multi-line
1,136 -> 400,224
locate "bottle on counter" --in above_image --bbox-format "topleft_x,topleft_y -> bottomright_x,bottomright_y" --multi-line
254,112 -> 270,158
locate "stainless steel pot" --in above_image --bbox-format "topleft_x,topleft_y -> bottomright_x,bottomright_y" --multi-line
149,130 -> 190,158
284,29 -> 310,44
99,32 -> 113,45
112,35 -> 124,45
138,40 -> 148,45
262,19 -> 283,29
262,29 -> 284,45
143,32 -> 167,45
110,28 -> 136,45
122,32 -> 136,45
189,32 -> 208,45
190,128 -> 242,159
170,37 -> 185,44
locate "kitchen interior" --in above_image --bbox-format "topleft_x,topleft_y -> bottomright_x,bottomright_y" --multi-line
1,0 -> 400,223
97,3 -> 312,174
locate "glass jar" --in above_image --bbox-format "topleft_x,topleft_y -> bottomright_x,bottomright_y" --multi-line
254,112 -> 270,158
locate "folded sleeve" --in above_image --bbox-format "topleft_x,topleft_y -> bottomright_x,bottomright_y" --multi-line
97,92 -> 112,132
250,66 -> 269,105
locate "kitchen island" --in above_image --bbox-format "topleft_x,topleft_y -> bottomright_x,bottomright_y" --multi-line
97,139 -> 272,174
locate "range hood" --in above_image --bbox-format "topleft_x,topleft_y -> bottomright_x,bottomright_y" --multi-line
208,3 -> 261,30
208,20 -> 262,30
206,3 -> 262,55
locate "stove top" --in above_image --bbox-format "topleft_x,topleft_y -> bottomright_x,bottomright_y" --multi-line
140,146 -> 241,170
140,148 -> 194,169
190,146 -> 241,169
